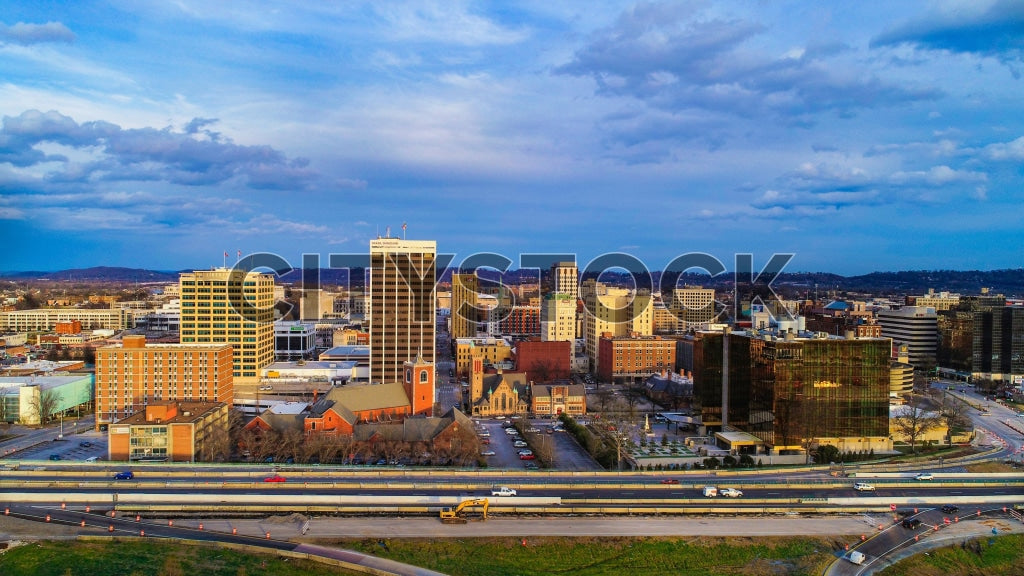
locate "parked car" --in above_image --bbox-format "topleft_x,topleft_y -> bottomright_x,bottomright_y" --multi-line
263,474 -> 287,483
114,471 -> 134,480
480,450 -> 496,456
915,473 -> 934,481
853,482 -> 875,491
48,454 -> 61,461
720,488 -> 743,498
519,453 -> 536,460
517,449 -> 533,456
513,441 -> 528,448
941,504 -> 960,514
79,441 -> 92,448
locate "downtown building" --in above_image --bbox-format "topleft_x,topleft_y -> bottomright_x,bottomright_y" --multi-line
581,280 -> 652,373
973,304 -> 1024,382
692,329 -> 892,458
94,335 -> 233,429
369,238 -> 436,385
876,306 -> 938,368
0,308 -> 133,332
549,261 -> 579,300
597,333 -> 677,384
450,272 -> 482,339
179,267 -> 275,382
541,293 -> 577,342
668,286 -> 716,329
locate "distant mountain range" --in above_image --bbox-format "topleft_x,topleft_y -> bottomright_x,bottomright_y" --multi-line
2,266 -> 1023,296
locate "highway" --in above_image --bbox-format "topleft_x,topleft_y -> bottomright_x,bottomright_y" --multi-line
2,465 -> 1022,518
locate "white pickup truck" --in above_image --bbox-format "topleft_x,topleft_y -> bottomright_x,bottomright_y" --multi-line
491,486 -> 517,496
719,488 -> 743,498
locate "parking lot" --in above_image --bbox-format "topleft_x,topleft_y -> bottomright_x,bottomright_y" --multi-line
9,428 -> 107,462
475,417 -> 601,471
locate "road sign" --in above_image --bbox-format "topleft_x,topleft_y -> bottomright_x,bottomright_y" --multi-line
890,503 -> 897,511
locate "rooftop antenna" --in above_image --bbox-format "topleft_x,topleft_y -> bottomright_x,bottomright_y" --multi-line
385,225 -> 391,238
402,221 -> 407,240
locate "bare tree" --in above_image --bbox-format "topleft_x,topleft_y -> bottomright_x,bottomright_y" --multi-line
275,428 -> 306,462
940,393 -> 969,435
239,426 -> 281,462
203,416 -> 233,463
0,395 -> 10,427
379,439 -> 409,465
335,434 -> 358,464
624,384 -> 645,417
892,398 -> 943,454
594,388 -> 613,413
24,389 -> 61,425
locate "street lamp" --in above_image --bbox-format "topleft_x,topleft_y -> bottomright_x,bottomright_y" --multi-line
58,413 -> 64,439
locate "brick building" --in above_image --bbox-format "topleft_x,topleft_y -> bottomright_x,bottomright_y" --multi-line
108,401 -> 229,462
597,333 -> 676,383
94,335 -> 233,430
514,338 -> 571,383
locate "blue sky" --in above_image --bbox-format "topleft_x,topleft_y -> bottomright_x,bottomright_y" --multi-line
1,1 -> 1023,275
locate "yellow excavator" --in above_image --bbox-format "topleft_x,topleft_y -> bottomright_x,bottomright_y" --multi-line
439,498 -> 489,524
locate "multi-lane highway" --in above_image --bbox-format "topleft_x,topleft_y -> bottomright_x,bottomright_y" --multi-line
3,465 -> 1022,516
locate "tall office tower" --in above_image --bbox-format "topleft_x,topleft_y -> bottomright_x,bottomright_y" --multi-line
370,238 -> 437,384
95,335 -> 233,429
670,286 -> 716,328
550,261 -> 578,299
541,293 -> 577,342
876,306 -> 938,367
450,272 -> 481,339
973,305 -> 1024,378
179,268 -> 275,382
582,280 -> 652,372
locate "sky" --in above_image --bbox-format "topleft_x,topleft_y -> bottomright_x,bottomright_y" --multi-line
1,1 -> 1023,276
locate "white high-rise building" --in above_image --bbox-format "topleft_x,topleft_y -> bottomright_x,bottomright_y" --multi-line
877,306 -> 937,367
550,261 -> 578,300
541,293 -> 577,342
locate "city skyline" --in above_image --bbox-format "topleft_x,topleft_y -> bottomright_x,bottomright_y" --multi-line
2,2 -> 1023,274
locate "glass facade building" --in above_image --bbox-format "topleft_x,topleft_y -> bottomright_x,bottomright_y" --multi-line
694,331 -> 891,451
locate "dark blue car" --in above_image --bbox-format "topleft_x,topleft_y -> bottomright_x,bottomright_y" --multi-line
114,471 -> 134,480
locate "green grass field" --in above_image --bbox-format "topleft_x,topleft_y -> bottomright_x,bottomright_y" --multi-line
5,534 -> 1024,576
0,539 -> 360,576
877,534 -> 1024,576
323,536 -> 839,576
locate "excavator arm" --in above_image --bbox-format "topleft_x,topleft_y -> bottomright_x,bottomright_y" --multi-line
439,498 -> 489,523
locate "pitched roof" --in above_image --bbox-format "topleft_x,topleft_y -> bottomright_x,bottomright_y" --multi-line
481,372 -> 529,399
253,408 -> 306,434
531,381 -> 586,398
353,410 -> 472,443
322,381 -> 410,412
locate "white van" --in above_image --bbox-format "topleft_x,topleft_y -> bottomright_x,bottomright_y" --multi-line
702,486 -> 718,497
846,551 -> 865,565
